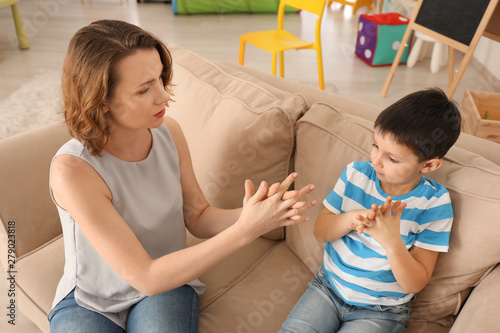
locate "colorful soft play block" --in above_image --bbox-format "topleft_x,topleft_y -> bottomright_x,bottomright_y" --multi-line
355,13 -> 412,66
172,0 -> 298,14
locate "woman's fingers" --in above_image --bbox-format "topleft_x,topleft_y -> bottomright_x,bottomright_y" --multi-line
243,179 -> 254,205
288,199 -> 317,218
267,182 -> 281,197
244,180 -> 269,206
274,172 -> 298,196
283,184 -> 315,202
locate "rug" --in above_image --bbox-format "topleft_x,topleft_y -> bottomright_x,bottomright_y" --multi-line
0,70 -> 64,140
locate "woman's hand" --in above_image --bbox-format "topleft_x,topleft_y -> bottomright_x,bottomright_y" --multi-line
265,174 -> 316,221
238,173 -> 316,240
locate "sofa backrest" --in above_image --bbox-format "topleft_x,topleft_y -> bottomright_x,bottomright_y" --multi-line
166,44 -> 309,239
291,101 -> 500,330
0,122 -> 69,263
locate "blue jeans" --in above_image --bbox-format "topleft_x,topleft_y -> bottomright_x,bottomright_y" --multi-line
49,285 -> 199,332
279,266 -> 411,333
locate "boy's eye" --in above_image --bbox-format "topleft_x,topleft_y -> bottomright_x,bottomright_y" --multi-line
372,143 -> 378,149
388,156 -> 398,164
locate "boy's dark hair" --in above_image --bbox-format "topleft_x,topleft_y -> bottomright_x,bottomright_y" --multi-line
374,88 -> 461,162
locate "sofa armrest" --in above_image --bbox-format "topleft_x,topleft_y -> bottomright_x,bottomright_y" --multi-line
449,264 -> 500,332
0,122 -> 69,260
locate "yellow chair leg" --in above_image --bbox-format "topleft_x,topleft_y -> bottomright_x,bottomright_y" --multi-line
271,52 -> 277,76
353,0 -> 373,14
316,48 -> 325,90
279,51 -> 284,78
239,39 -> 246,65
11,3 -> 29,49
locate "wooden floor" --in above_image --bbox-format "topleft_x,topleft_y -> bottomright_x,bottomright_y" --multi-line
0,1 -> 499,332
1,0 -> 499,108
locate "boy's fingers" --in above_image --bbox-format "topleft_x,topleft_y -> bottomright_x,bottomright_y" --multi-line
394,203 -> 407,219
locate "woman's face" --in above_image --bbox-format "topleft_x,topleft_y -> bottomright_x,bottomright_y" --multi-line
104,48 -> 170,132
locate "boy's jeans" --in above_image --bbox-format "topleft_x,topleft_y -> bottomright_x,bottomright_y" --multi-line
279,265 -> 411,333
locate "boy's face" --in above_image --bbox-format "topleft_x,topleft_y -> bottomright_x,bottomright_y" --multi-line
371,130 -> 426,196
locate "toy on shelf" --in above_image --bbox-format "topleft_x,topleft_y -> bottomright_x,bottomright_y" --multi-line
355,12 -> 412,66
172,0 -> 297,14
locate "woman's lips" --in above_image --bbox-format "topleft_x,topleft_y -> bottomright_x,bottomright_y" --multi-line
154,109 -> 165,118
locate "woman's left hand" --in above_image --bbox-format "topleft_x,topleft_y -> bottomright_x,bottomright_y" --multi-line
243,173 -> 316,222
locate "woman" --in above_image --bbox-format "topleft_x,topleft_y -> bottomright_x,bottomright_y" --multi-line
48,20 -> 315,332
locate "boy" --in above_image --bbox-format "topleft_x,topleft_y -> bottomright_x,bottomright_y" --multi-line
279,88 -> 461,333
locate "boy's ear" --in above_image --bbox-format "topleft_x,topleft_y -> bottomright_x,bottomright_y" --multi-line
421,158 -> 443,174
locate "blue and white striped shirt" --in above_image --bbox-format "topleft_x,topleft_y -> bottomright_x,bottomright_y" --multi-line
322,161 -> 453,306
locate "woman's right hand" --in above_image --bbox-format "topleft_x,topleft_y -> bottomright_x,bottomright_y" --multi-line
237,173 -> 315,242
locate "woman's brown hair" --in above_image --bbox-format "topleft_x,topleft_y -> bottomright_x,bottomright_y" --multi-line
62,20 -> 173,155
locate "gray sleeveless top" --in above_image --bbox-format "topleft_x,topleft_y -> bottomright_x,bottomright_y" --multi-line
49,124 -> 205,329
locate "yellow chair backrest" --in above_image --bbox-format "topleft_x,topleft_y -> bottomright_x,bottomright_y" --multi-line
282,0 -> 326,15
278,0 -> 326,32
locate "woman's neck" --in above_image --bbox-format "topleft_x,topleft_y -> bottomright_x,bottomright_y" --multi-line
105,127 -> 153,162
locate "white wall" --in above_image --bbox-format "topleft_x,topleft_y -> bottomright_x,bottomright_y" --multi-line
474,37 -> 500,81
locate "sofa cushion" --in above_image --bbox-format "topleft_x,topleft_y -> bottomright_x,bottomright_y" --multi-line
448,264 -> 500,333
291,102 -> 374,274
408,146 -> 500,331
167,44 -> 308,240
186,233 -> 280,311
291,102 -> 500,332
16,235 -> 64,333
197,241 -> 313,332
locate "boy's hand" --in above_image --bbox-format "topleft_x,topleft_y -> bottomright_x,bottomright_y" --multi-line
350,197 -> 406,245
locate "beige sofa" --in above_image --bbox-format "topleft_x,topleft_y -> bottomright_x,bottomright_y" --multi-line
1,44 -> 500,333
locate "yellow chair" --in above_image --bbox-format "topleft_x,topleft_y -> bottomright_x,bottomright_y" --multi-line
0,0 -> 29,49
327,0 -> 373,14
239,0 -> 326,90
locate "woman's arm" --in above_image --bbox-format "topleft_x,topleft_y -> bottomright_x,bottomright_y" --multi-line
163,117 -> 240,238
50,118 -> 313,297
51,154 -> 307,297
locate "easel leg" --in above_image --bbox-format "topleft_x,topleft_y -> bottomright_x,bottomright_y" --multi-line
447,48 -> 474,100
448,46 -> 454,87
381,28 -> 414,98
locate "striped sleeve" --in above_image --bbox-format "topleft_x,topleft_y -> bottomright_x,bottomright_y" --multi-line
414,183 -> 453,252
323,164 -> 350,215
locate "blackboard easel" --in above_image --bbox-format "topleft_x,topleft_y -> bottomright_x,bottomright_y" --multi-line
381,0 -> 500,99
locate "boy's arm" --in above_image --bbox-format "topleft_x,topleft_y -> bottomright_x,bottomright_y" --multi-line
313,207 -> 368,243
364,198 -> 439,293
386,242 -> 439,293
